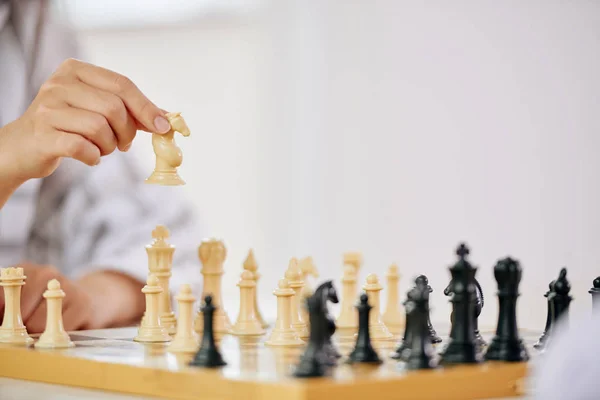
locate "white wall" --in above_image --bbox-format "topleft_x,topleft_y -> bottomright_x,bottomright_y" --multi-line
74,0 -> 600,331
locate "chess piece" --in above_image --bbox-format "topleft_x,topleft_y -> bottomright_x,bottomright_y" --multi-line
416,275 -> 442,344
406,283 -> 437,370
169,284 -> 200,353
35,279 -> 74,349
589,277 -> 600,312
439,243 -> 480,365
484,257 -> 529,362
336,265 -> 359,336
293,285 -> 332,377
145,111 -> 190,185
242,249 -> 268,329
298,256 -> 319,325
265,278 -> 304,347
314,280 -> 341,364
195,239 -> 232,336
145,225 -> 177,335
347,293 -> 382,364
444,275 -> 485,348
231,270 -> 266,336
190,296 -> 227,368
551,267 -> 572,326
362,274 -> 394,341
134,274 -> 171,343
382,263 -> 404,335
391,289 -> 415,361
343,252 -> 363,276
285,258 -> 309,339
534,280 -> 555,350
0,267 -> 33,345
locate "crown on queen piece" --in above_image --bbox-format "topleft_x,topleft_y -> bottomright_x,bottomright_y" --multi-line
151,225 -> 171,246
0,267 -> 25,279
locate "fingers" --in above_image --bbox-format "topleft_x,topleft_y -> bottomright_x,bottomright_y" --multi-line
62,302 -> 90,331
69,60 -> 170,134
58,81 -> 138,151
24,299 -> 47,334
45,107 -> 116,156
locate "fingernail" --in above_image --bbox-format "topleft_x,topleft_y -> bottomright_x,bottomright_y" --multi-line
154,116 -> 170,133
123,143 -> 132,152
94,158 -> 101,166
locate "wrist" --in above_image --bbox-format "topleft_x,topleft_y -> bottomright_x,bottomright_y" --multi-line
0,120 -> 29,185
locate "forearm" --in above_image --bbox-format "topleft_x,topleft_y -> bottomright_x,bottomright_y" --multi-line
77,269 -> 146,328
0,172 -> 24,209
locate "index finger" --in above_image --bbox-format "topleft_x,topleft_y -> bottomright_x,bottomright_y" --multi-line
68,60 -> 171,134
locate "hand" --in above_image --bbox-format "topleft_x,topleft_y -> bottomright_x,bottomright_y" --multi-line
0,263 -> 145,333
0,58 -> 170,183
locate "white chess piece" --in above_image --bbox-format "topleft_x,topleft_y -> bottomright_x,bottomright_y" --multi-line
231,270 -> 265,336
35,279 -> 74,349
134,274 -> 171,343
242,249 -> 268,329
145,225 -> 177,335
362,273 -> 394,341
382,263 -> 404,334
265,278 -> 304,347
169,284 -> 199,353
0,267 -> 33,345
336,265 -> 359,337
285,258 -> 309,340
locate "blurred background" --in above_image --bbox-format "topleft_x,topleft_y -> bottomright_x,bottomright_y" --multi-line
53,0 -> 600,331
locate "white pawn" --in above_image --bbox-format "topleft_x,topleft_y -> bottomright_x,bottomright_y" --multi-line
35,279 -> 74,349
231,270 -> 265,336
169,284 -> 199,353
134,274 -> 171,343
265,278 -> 304,347
285,258 -> 309,339
382,263 -> 404,334
242,249 -> 268,329
363,273 -> 394,341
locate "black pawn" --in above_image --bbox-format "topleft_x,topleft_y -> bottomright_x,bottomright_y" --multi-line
347,293 -> 382,364
190,295 -> 227,368
293,297 -> 328,377
391,290 -> 415,361
439,243 -> 480,365
533,280 -> 555,350
589,277 -> 600,312
484,257 -> 529,362
551,267 -> 572,326
416,275 -> 442,344
406,284 -> 438,370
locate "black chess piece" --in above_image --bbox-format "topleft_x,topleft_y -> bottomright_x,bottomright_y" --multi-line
484,257 -> 529,362
533,280 -> 555,350
439,243 -> 480,365
589,277 -> 600,312
415,275 -> 442,344
391,290 -> 415,361
294,283 -> 335,377
406,284 -> 438,370
316,281 -> 341,365
551,268 -> 572,326
189,295 -> 227,368
444,274 -> 485,348
347,293 -> 382,364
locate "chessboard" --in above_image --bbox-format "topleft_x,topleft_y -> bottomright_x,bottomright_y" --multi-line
0,326 -> 539,400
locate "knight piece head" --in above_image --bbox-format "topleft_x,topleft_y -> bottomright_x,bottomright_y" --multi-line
166,112 -> 191,137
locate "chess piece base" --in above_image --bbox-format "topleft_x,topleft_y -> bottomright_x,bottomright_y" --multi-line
34,332 -> 74,349
160,313 -> 177,335
440,341 -> 481,365
485,338 -> 529,362
0,327 -> 34,345
134,326 -> 171,343
265,328 -> 305,347
169,335 -> 200,353
145,170 -> 185,186
190,348 -> 227,368
231,321 -> 265,337
292,322 -> 309,340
